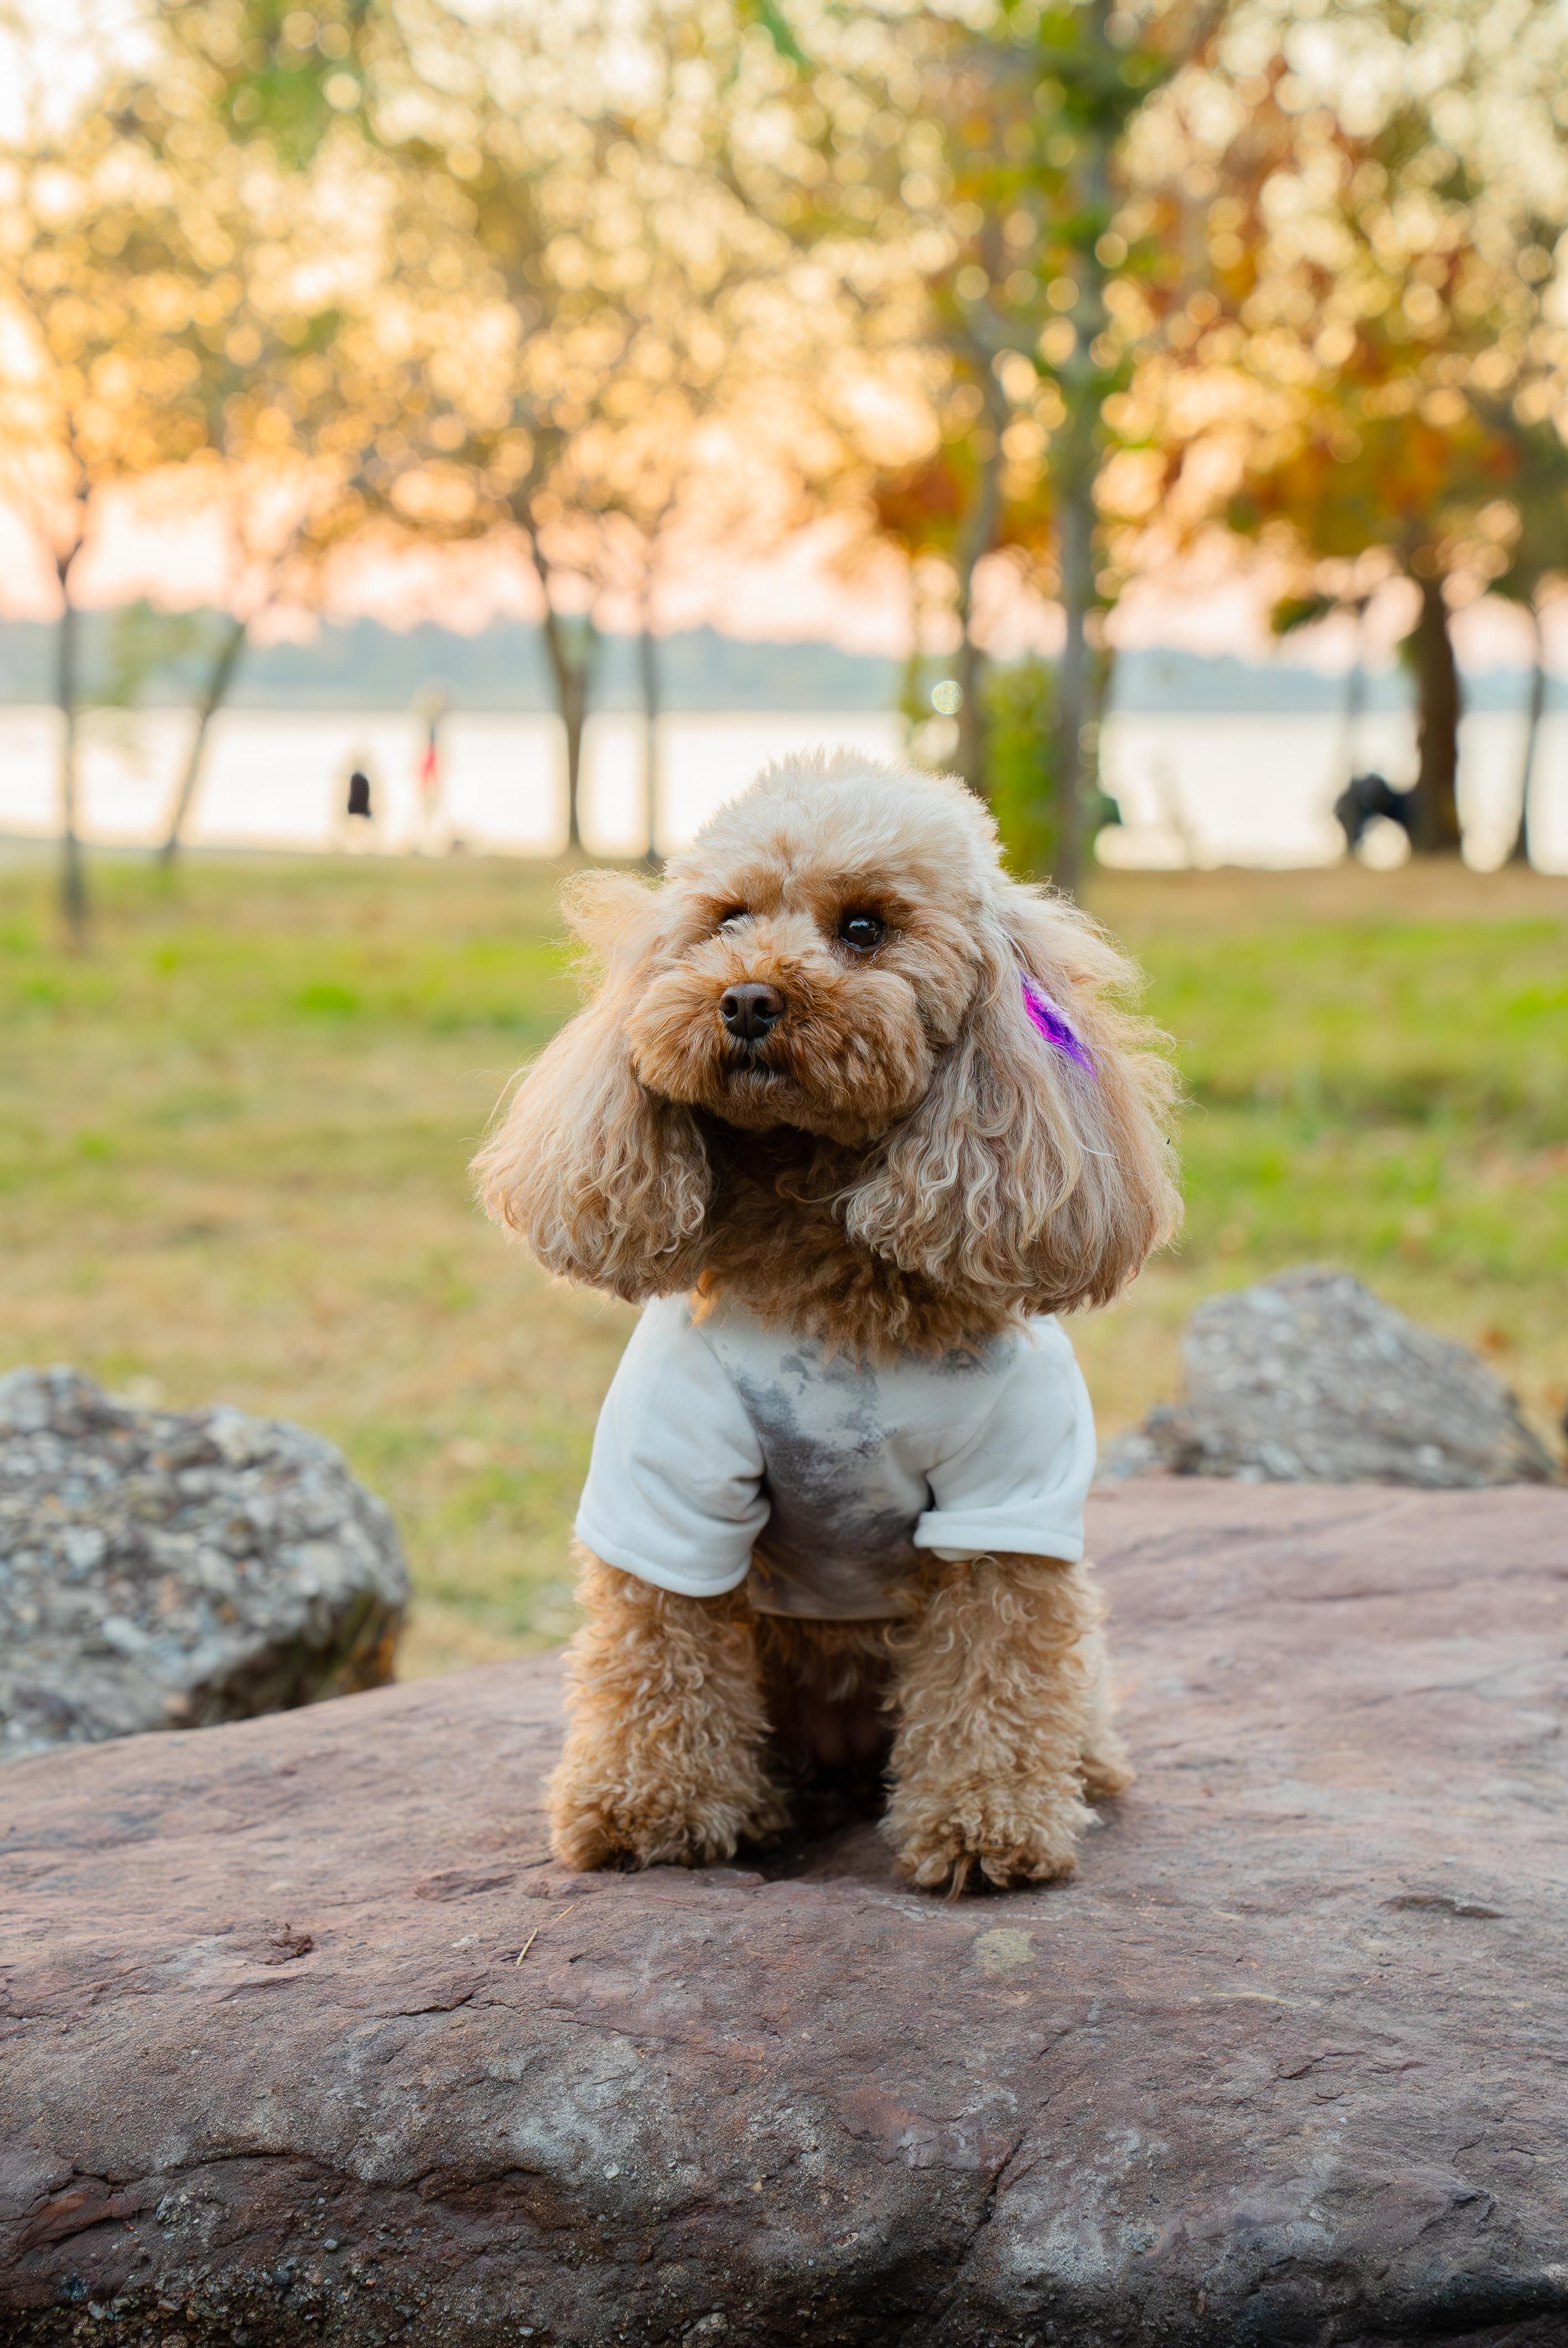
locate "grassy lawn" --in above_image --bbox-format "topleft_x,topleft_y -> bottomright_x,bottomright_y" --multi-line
2,843 -> 1564,1677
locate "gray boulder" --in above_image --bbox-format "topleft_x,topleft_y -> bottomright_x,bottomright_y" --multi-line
1102,1265 -> 1559,1487
0,1367 -> 408,1760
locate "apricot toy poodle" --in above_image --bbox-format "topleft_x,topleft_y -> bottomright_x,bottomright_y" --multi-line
475,752 -> 1179,1893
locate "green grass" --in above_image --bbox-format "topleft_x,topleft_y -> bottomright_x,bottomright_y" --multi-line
2,846 -> 1563,1676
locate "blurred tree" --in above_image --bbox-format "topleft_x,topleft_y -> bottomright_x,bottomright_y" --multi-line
1145,2 -> 1568,857
0,0 -> 478,910
344,0 -> 810,859
127,0 -> 477,862
869,422 -> 1052,808
742,0 -> 1206,894
1224,302 -> 1525,856
551,158 -> 809,865
352,6 -> 637,853
0,117 -> 208,936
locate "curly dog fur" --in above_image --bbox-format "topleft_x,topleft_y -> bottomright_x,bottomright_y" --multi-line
476,751 -> 1177,1892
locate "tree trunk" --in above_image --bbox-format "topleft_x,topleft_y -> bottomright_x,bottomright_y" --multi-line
1508,604 -> 1545,869
1339,599 -> 1367,785
953,428 -> 1003,799
158,612 -> 249,867
638,609 -> 662,873
1409,574 -> 1463,856
540,604 -> 596,856
1050,0 -> 1115,903
1053,469 -> 1095,900
55,563 -> 87,945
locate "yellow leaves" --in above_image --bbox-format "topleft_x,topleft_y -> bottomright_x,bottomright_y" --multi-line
485,428 -> 535,488
192,274 -> 241,325
1361,377 -> 1415,418
1418,387 -> 1466,429
1001,415 -> 1044,465
427,244 -> 469,294
28,168 -> 85,228
90,351 -> 137,406
1401,281 -> 1445,331
1474,497 -> 1520,544
993,349 -> 1037,405
137,274 -> 191,334
22,249 -> 68,295
252,405 -> 296,451
191,229 -> 236,272
1103,441 -> 1164,516
1038,317 -> 1076,366
545,235 -> 593,291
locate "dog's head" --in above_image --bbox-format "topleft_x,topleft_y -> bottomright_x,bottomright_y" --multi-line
476,752 -> 1179,1320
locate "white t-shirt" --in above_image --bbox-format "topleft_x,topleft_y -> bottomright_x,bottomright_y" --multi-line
574,1294 -> 1096,1621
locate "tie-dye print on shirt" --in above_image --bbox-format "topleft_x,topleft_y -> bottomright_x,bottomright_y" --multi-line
575,1294 -> 1097,1621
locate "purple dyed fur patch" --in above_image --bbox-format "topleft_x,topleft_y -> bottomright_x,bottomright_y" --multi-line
1022,976 -> 1097,1076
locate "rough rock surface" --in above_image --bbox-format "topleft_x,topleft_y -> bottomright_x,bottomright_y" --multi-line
4,1481 -> 1568,2348
1101,1266 -> 1559,1487
0,1367 -> 409,1760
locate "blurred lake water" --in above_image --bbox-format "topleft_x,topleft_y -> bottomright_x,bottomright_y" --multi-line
0,702 -> 1562,869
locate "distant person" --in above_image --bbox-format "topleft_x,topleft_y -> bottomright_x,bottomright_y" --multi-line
1334,772 -> 1415,854
413,686 -> 450,851
342,761 -> 376,853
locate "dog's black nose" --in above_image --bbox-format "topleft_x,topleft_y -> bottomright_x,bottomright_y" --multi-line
720,981 -> 785,1042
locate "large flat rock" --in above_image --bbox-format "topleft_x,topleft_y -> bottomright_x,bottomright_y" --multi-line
3,1482 -> 1567,2348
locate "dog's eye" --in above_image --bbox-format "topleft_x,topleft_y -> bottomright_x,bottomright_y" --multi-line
838,912 -> 886,954
716,908 -> 749,931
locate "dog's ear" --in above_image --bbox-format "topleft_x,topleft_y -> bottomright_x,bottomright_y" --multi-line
843,884 -> 1179,1313
472,870 -> 710,1300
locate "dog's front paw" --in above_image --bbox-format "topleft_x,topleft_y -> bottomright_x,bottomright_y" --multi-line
549,1771 -> 790,1875
887,1783 -> 1092,1896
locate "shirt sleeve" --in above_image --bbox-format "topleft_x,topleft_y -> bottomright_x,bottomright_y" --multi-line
913,1320 -> 1096,1564
574,1297 -> 769,1598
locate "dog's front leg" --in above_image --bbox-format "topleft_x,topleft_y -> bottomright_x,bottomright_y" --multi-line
546,1547 -> 790,1871
884,1552 -> 1121,1894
